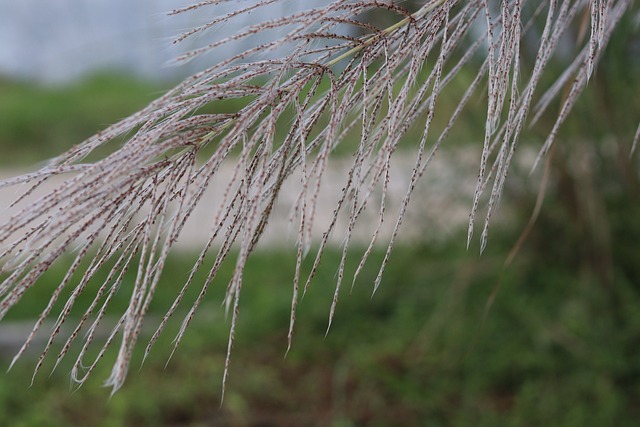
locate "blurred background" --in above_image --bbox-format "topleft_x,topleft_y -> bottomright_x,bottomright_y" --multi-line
0,1 -> 639,426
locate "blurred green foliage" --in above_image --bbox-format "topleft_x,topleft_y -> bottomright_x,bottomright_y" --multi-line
0,74 -> 166,165
0,67 -> 490,167
1,236 -> 639,426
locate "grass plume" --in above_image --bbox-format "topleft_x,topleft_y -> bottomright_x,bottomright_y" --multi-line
0,0 -> 635,396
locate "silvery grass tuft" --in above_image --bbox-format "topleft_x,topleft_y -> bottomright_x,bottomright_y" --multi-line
0,0 -> 635,396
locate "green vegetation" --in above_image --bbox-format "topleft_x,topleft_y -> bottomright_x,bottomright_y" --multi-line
0,74 -> 167,165
0,71 -> 491,167
1,197 -> 639,426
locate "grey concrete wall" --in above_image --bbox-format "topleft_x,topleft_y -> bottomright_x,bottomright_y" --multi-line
0,0 -> 335,84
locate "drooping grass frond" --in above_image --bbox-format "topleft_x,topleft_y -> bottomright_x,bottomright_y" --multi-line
0,0 -> 634,396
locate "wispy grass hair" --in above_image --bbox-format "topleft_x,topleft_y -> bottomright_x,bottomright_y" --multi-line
0,0 -> 634,396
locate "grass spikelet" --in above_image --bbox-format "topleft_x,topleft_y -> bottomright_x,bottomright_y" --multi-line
0,0 -> 634,397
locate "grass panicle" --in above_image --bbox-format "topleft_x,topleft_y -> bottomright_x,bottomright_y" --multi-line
0,0 -> 634,396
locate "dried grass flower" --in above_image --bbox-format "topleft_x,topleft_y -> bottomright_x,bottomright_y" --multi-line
0,0 -> 635,396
